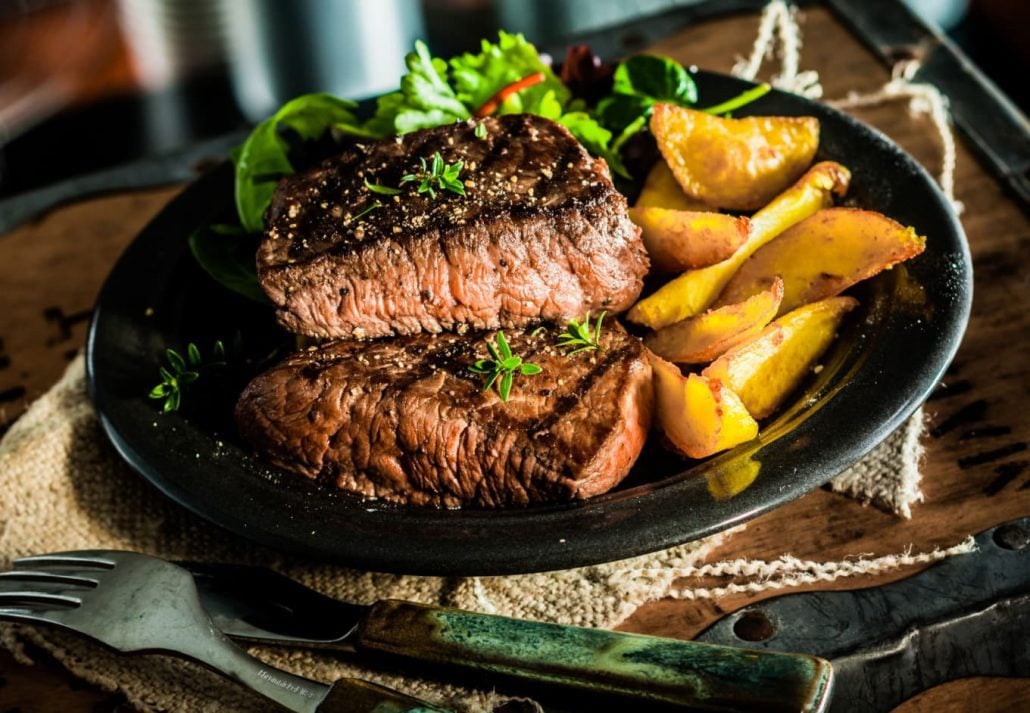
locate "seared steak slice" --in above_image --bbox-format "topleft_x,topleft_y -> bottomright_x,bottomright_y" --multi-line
259,114 -> 649,339
235,324 -> 653,507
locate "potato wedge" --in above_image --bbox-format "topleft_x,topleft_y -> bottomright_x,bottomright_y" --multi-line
645,278 -> 783,364
651,103 -> 820,211
628,161 -> 851,329
650,353 -> 758,459
635,160 -> 711,211
703,296 -> 857,419
629,207 -> 750,272
713,207 -> 927,315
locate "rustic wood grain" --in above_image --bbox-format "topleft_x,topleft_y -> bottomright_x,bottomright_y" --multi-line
0,5 -> 1027,711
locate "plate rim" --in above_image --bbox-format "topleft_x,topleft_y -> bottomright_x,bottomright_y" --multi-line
85,70 -> 973,575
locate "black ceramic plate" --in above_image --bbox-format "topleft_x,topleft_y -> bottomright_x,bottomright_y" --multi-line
86,72 -> 971,575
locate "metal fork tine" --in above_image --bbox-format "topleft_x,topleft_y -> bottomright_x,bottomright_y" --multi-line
0,606 -> 72,627
0,590 -> 81,608
15,552 -> 117,569
0,570 -> 99,588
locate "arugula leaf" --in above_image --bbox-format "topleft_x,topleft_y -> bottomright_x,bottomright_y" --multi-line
233,93 -> 360,232
188,224 -> 270,304
450,31 -> 569,116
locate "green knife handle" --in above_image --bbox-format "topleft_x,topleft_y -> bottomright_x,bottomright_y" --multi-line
356,600 -> 833,712
316,676 -> 451,713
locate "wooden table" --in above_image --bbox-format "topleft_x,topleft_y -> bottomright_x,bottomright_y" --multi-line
0,6 -> 1027,711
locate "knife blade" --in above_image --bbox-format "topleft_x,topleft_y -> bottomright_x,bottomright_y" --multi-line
694,517 -> 1030,711
185,562 -> 832,712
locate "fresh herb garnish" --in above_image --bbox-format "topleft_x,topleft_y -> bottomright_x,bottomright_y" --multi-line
401,151 -> 465,198
149,341 -> 226,413
364,179 -> 403,195
698,83 -> 772,116
349,201 -> 382,223
474,121 -> 487,139
469,331 -> 542,402
557,311 -> 606,355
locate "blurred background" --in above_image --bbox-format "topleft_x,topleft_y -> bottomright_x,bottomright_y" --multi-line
0,0 -> 1026,199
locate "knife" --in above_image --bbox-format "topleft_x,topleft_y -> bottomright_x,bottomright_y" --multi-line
186,517 -> 1028,712
185,561 -> 832,712
695,517 -> 1030,712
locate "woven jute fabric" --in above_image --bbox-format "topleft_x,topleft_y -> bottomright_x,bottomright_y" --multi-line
0,356 -> 945,711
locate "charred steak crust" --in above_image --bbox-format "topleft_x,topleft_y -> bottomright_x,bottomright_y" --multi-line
234,325 -> 654,507
259,114 -> 649,339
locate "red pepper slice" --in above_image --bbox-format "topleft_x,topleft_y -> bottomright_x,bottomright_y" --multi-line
474,72 -> 546,118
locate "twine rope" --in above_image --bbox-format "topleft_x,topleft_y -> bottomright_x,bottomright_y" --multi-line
733,1 -> 963,213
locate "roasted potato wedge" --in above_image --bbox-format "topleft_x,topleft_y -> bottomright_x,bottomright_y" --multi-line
644,278 -> 783,364
628,161 -> 851,329
703,296 -> 857,419
651,103 -> 820,211
714,207 -> 927,315
629,207 -> 750,272
650,353 -> 758,459
635,160 -> 711,211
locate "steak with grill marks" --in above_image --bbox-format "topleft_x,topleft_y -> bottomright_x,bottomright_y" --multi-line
258,114 -> 649,339
234,324 -> 653,507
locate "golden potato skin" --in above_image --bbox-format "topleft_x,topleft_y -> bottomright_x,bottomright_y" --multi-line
651,103 -> 820,211
703,296 -> 858,419
644,277 -> 783,364
628,161 -> 851,329
713,207 -> 927,316
629,207 -> 750,272
649,352 -> 758,459
635,160 -> 711,211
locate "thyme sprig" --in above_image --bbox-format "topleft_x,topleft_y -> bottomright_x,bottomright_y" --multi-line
149,341 -> 226,413
364,179 -> 402,196
469,330 -> 541,402
558,311 -> 606,355
401,151 -> 465,198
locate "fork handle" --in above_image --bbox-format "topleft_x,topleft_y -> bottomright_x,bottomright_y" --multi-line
356,600 -> 834,712
316,677 -> 450,712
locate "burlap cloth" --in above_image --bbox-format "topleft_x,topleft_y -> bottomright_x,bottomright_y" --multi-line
1,4 -> 983,709
0,355 -> 978,712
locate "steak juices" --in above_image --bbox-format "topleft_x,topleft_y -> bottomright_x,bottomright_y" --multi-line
236,115 -> 655,506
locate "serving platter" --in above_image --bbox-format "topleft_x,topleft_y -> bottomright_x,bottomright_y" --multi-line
86,71 -> 971,575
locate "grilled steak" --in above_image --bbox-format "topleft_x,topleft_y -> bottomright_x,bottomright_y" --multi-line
234,325 -> 653,507
258,114 -> 649,339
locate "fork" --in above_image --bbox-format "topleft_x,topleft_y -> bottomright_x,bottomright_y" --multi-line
0,551 -> 449,713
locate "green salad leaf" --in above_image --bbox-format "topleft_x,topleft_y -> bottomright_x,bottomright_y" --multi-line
188,224 -> 269,304
233,93 -> 360,232
357,40 -> 470,138
557,111 -> 629,178
595,54 -> 698,147
450,31 -> 570,115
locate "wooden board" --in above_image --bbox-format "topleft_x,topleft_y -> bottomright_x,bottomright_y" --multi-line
0,5 -> 1027,711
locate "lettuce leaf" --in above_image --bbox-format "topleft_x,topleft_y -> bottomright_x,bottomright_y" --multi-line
233,93 -> 359,232
558,111 -> 629,178
449,31 -> 570,116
